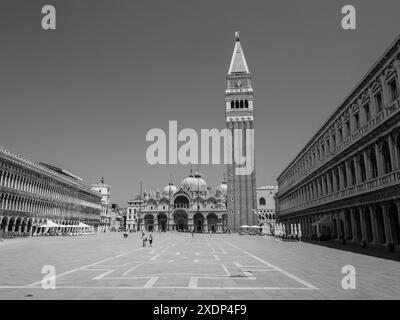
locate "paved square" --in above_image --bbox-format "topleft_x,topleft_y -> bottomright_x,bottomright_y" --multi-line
0,233 -> 399,299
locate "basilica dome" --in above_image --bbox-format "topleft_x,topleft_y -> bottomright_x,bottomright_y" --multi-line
181,171 -> 208,193
216,180 -> 227,195
162,183 -> 177,196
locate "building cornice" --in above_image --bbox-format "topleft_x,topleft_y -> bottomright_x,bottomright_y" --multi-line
277,33 -> 400,181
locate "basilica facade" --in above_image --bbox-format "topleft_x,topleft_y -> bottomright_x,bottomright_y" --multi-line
127,170 -> 228,233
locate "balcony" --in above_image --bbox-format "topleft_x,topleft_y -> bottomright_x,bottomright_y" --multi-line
279,169 -> 400,216
278,98 -> 400,196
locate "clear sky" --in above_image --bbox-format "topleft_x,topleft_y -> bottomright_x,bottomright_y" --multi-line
0,0 -> 399,205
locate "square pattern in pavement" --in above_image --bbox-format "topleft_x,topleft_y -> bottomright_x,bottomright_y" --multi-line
24,235 -> 316,291
1,232 -> 399,299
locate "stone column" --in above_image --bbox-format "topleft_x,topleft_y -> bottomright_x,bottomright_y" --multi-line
332,170 -> 338,192
382,204 -> 393,245
333,212 -> 339,239
359,207 -> 368,242
204,221 -> 208,232
388,134 -> 399,171
338,166 -> 345,190
326,173 -> 333,193
345,161 -> 352,187
363,150 -> 372,180
350,209 -> 359,242
375,142 -> 384,176
353,155 -> 361,184
340,211 -> 350,239
394,132 -> 400,170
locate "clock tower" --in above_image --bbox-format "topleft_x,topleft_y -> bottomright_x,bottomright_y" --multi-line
225,32 -> 257,232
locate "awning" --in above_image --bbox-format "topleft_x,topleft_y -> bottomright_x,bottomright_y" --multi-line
312,215 -> 332,227
37,220 -> 60,228
78,222 -> 91,228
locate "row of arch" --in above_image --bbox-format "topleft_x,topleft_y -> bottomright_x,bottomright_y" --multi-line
139,211 -> 227,233
281,201 -> 400,248
0,163 -> 101,206
230,100 -> 249,109
259,213 -> 276,220
1,169 -> 68,202
331,204 -> 400,245
0,193 -> 98,219
0,215 -> 86,236
281,129 -> 400,211
280,61 -> 400,189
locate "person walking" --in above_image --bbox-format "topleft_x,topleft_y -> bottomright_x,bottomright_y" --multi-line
142,234 -> 147,247
191,229 -> 194,238
149,233 -> 153,247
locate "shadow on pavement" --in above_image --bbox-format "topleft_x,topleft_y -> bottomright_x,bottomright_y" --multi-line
302,239 -> 400,262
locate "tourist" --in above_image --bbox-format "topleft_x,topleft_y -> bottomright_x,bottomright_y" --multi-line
149,233 -> 153,247
142,234 -> 147,247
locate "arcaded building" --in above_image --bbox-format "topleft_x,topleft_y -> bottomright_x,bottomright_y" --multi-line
276,34 -> 400,251
0,146 -> 102,236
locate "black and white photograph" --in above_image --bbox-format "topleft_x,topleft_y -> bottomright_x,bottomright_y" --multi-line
0,0 -> 400,306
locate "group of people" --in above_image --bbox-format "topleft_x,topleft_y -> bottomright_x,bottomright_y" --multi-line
141,230 -> 153,247
276,233 -> 300,241
121,229 -> 153,247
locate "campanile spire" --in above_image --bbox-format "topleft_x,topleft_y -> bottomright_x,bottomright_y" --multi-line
225,32 -> 257,232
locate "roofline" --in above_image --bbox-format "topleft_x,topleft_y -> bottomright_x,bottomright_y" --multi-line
277,33 -> 400,181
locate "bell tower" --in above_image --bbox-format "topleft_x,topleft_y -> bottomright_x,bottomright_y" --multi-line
225,32 -> 257,231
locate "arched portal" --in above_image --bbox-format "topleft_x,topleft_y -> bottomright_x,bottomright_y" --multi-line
144,214 -> 154,232
207,213 -> 218,233
174,195 -> 189,209
21,218 -> 27,233
193,212 -> 204,233
173,210 -> 188,231
339,219 -> 345,239
8,217 -> 15,232
354,210 -> 362,241
364,208 -> 373,243
345,210 -> 353,239
332,218 -> 338,238
388,203 -> 400,245
27,218 -> 33,234
15,217 -> 22,233
375,206 -> 386,244
157,213 -> 168,232
1,217 -> 7,234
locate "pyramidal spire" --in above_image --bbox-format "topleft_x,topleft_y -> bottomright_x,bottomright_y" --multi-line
228,31 -> 250,74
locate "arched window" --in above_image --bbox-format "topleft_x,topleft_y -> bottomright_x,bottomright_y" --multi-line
235,101 -> 239,108
245,100 -> 249,108
259,197 -> 266,206
240,100 -> 244,108
231,101 -> 234,109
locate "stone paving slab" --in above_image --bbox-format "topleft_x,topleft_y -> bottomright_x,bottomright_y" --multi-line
0,232 -> 399,299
